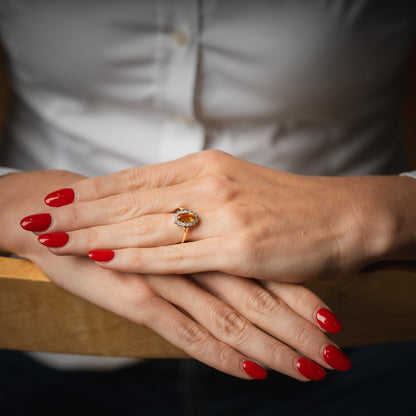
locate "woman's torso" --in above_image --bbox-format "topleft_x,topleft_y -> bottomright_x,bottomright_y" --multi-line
0,0 -> 415,177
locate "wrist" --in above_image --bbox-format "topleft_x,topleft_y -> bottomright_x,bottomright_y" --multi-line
350,175 -> 416,268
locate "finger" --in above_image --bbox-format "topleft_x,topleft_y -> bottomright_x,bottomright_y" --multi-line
192,273 -> 351,372
139,294 -> 261,380
261,281 -> 343,334
38,176 -> 226,233
45,153 -> 205,206
145,274 -> 319,381
37,254 -> 262,380
41,211 -> 218,255
43,185 -> 198,232
88,239 -> 234,276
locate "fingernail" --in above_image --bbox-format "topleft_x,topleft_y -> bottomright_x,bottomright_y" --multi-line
323,345 -> 351,372
44,188 -> 75,207
38,232 -> 69,248
316,308 -> 343,334
20,213 -> 52,232
88,249 -> 115,262
242,360 -> 268,380
296,358 -> 327,381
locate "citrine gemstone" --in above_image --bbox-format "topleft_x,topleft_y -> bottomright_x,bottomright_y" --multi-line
177,212 -> 196,223
173,209 -> 199,228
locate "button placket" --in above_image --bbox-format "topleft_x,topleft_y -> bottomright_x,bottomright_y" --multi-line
157,0 -> 205,161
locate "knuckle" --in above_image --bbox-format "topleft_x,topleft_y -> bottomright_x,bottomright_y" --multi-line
200,149 -> 229,166
268,342 -> 285,364
175,320 -> 209,345
212,304 -> 250,342
294,324 -> 317,346
135,216 -> 156,235
133,249 -> 144,265
114,193 -> 139,220
291,286 -> 314,310
121,168 -> 144,190
65,204 -> 85,226
200,174 -> 236,202
127,280 -> 157,314
83,227 -> 100,248
161,245 -> 186,264
210,344 -> 232,367
246,288 -> 282,317
85,176 -> 106,197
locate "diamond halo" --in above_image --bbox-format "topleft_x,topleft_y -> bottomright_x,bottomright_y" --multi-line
173,209 -> 199,228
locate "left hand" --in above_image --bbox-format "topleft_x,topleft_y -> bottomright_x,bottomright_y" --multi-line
23,150 -> 413,283
10,169 -> 349,381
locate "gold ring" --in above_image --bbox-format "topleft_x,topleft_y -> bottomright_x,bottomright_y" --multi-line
173,208 -> 199,244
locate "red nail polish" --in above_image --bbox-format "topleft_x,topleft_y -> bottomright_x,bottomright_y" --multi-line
38,232 -> 69,248
296,358 -> 327,381
323,345 -> 351,372
20,213 -> 52,232
88,249 -> 115,262
44,188 -> 75,207
242,360 -> 268,380
316,308 -> 343,334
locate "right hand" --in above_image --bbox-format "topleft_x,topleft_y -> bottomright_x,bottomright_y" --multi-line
3,170 -> 350,381
33,253 -> 349,381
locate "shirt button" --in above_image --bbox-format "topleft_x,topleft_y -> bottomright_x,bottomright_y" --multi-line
173,114 -> 192,125
172,29 -> 188,46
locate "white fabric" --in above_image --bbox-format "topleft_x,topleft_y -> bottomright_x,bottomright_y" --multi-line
0,166 -> 19,176
27,352 -> 139,371
1,0 -> 415,177
0,0 -> 415,370
400,170 -> 416,180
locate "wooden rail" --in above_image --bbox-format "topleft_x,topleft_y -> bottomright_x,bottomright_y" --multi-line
0,256 -> 415,358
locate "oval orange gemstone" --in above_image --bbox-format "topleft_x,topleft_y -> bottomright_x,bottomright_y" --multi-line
177,212 -> 196,223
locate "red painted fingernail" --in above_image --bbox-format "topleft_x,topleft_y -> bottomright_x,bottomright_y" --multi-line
323,345 -> 351,372
38,232 -> 69,248
242,360 -> 268,380
316,308 -> 343,334
296,358 -> 327,381
88,249 -> 115,262
44,188 -> 75,207
20,213 -> 52,232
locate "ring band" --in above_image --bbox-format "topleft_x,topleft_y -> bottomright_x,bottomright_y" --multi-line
173,208 -> 199,244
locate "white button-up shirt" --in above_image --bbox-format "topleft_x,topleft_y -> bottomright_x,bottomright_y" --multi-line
1,0 -> 415,179
0,0 -> 415,369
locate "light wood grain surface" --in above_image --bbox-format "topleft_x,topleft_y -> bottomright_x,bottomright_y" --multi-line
0,256 -> 415,358
0,257 -> 187,358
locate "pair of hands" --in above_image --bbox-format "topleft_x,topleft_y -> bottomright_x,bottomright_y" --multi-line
17,151 -> 359,381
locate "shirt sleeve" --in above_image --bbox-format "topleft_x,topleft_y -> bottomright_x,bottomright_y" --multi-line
0,166 -> 20,177
400,171 -> 416,180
